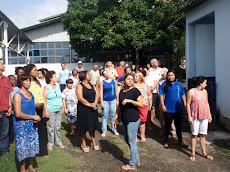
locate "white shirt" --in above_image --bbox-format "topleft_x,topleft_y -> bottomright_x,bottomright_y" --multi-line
62,88 -> 77,113
148,67 -> 162,93
69,76 -> 79,88
37,78 -> 46,91
90,70 -> 100,85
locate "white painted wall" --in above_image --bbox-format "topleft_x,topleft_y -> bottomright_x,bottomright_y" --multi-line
185,0 -> 230,119
24,22 -> 69,42
195,24 -> 215,77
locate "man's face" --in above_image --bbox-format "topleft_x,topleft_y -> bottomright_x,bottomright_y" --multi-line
18,69 -> 24,76
78,64 -> 82,68
9,76 -> 16,86
93,66 -> 97,70
61,64 -> 66,69
151,59 -> 158,67
37,71 -> 43,79
120,61 -> 125,67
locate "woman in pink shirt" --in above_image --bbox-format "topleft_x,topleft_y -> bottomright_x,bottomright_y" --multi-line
187,76 -> 213,161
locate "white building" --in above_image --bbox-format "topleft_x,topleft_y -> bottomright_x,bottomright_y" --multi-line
179,0 -> 230,129
6,14 -> 133,75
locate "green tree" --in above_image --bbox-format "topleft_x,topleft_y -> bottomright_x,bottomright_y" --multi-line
62,0 -> 186,64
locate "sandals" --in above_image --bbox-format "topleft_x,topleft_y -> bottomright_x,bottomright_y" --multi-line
48,147 -> 53,151
163,143 -> 169,149
59,145 -> 65,149
189,155 -> 196,161
114,131 -> 120,136
101,132 -> 106,137
91,143 -> 99,151
81,145 -> 89,153
121,165 -> 136,171
202,154 -> 214,160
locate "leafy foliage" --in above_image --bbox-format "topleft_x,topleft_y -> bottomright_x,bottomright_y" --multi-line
62,0 -> 187,65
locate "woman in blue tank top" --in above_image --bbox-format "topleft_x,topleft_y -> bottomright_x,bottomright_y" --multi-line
100,70 -> 119,137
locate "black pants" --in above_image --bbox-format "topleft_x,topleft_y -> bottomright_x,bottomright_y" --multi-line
164,112 -> 182,144
37,109 -> 48,156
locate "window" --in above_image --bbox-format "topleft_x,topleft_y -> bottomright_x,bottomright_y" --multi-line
63,42 -> 69,48
41,50 -> 47,56
41,42 -> 47,49
48,42 -> 54,48
41,57 -> 48,63
48,49 -> 55,56
34,50 -> 40,56
56,42 -> 62,48
49,57 -> 55,63
56,49 -> 62,56
56,57 -> 63,63
34,43 -> 39,49
34,57 -> 41,63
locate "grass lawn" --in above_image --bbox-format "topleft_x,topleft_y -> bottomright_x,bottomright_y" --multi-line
0,115 -> 83,172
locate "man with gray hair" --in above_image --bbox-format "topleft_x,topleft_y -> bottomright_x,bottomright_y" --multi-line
148,58 -> 162,129
90,65 -> 100,86
105,61 -> 118,80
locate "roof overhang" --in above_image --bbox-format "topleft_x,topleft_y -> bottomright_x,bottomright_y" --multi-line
176,0 -> 209,14
0,11 -> 33,44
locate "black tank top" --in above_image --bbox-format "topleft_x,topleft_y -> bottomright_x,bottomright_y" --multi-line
79,82 -> 95,104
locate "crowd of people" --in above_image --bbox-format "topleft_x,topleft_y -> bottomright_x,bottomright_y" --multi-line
0,58 -> 213,171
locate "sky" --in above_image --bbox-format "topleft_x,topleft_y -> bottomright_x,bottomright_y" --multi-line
1,0 -> 68,29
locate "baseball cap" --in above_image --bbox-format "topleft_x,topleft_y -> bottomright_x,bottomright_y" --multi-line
78,61 -> 82,64
160,67 -> 168,75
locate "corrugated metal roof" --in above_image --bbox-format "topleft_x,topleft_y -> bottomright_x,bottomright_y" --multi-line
176,0 -> 209,14
0,11 -> 33,44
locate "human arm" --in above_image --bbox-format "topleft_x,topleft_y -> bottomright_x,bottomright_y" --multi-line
115,80 -> 119,106
62,98 -> 68,115
186,90 -> 193,124
13,93 -> 41,121
42,86 -> 49,118
112,104 -> 121,129
159,95 -> 166,112
205,90 -> 212,123
96,78 -> 100,90
100,81 -> 104,109
92,85 -> 99,110
122,95 -> 143,108
147,85 -> 153,111
5,94 -> 12,116
150,80 -> 157,92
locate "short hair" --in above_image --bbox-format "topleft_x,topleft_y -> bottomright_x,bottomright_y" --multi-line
135,72 -> 145,83
78,71 -> 88,81
15,67 -> 24,75
8,75 -> 16,79
61,63 -> 66,66
66,78 -> 74,84
72,69 -> 78,74
45,71 -> 56,84
150,58 -> 158,64
40,68 -> 48,73
124,67 -> 131,74
18,74 -> 31,88
37,69 -> 45,76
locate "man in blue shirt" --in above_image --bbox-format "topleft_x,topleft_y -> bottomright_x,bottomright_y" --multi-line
58,63 -> 70,92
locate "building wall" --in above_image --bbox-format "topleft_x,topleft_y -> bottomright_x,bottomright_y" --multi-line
25,22 -> 69,42
185,0 -> 230,124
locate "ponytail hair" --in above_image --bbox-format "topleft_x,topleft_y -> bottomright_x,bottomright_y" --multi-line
164,69 -> 176,92
192,76 -> 206,87
24,64 -> 41,87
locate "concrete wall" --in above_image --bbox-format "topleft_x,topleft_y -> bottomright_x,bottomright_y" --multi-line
185,0 -> 230,125
195,24 -> 215,77
25,22 -> 69,42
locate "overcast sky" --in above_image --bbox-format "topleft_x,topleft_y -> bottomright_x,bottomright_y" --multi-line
1,0 -> 68,29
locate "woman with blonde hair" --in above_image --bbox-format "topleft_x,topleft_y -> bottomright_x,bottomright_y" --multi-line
134,72 -> 152,142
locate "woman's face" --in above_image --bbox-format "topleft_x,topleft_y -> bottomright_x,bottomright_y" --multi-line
103,71 -> 109,79
22,79 -> 31,90
126,68 -> 131,74
134,74 -> 139,83
200,80 -> 207,89
162,73 -> 167,80
86,72 -> 91,81
51,73 -> 57,83
30,66 -> 37,78
18,69 -> 24,76
124,75 -> 134,87
73,70 -> 78,75
167,72 -> 175,82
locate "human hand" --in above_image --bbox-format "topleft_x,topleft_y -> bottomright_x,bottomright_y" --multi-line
188,116 -> 193,124
91,102 -> 97,109
116,100 -> 119,106
112,121 -> 117,129
33,115 -> 41,122
122,99 -> 131,105
6,107 -> 12,116
101,103 -> 104,109
162,105 -> 167,112
148,104 -> 152,111
208,115 -> 212,123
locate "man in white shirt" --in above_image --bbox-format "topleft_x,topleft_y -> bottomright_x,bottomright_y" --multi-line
148,58 -> 162,129
37,69 -> 46,91
90,65 -> 100,86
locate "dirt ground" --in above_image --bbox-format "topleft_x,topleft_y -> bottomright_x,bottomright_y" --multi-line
61,111 -> 230,172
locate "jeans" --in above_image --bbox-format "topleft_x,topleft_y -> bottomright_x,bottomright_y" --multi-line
102,99 -> 117,133
60,84 -> 65,92
47,110 -> 62,148
164,112 -> 182,144
0,111 -> 9,155
122,118 -> 141,168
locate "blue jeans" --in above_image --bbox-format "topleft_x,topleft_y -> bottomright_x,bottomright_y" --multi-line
102,99 -> 117,133
60,84 -> 66,92
0,111 -> 10,156
122,118 -> 141,168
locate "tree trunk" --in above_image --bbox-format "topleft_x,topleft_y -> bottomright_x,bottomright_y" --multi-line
135,49 -> 139,65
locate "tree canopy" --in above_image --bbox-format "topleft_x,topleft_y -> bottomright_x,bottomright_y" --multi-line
62,0 -> 187,64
